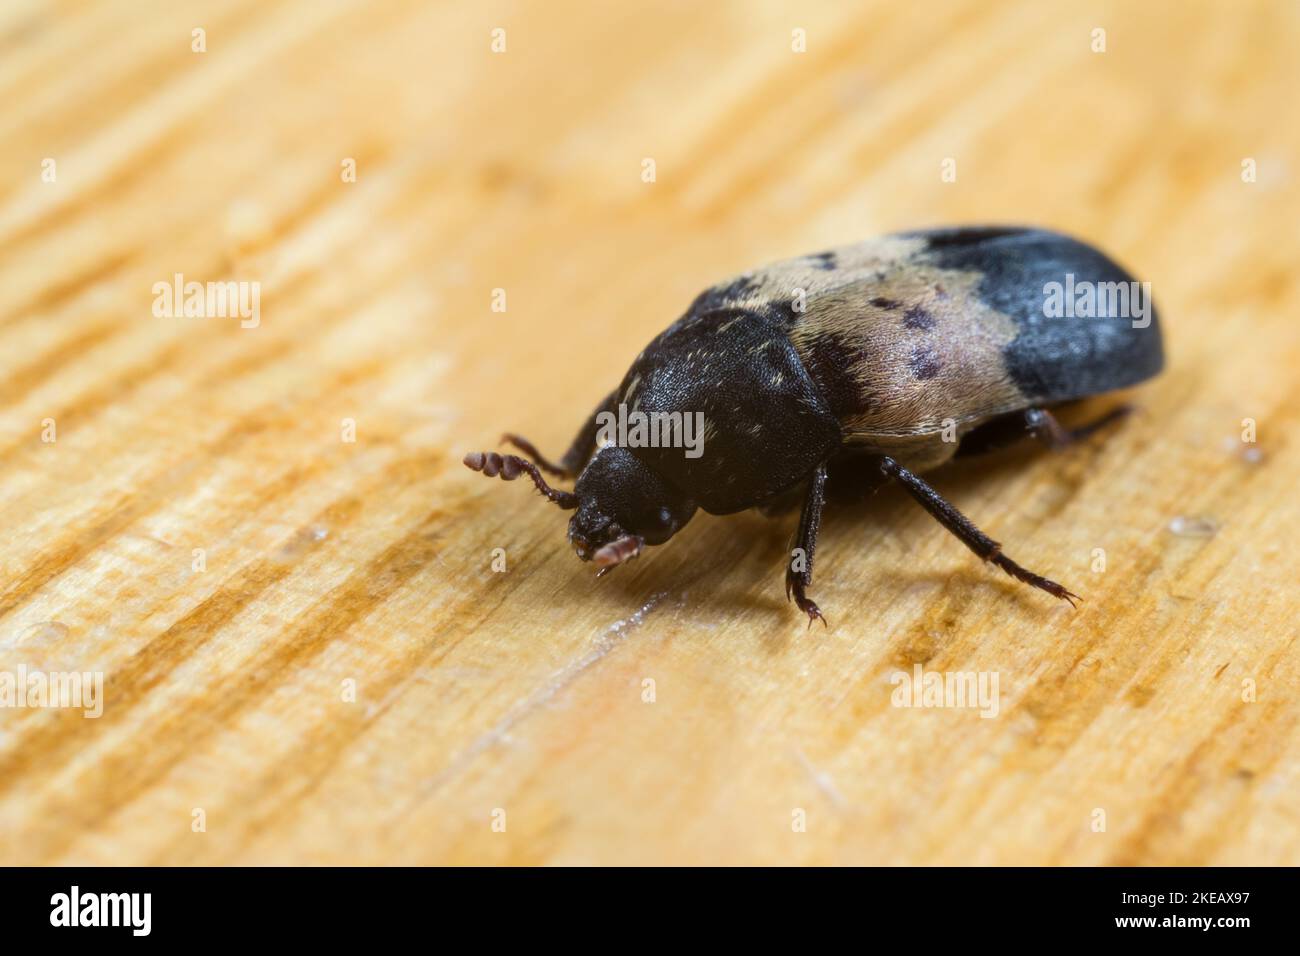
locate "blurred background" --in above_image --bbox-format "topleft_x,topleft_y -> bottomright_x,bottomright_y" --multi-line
0,0 -> 1296,864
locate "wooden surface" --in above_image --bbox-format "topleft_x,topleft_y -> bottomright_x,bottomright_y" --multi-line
1,0 -> 1297,866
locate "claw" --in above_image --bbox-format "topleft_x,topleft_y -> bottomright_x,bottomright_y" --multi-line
787,577 -> 828,628
1057,588 -> 1082,609
797,597 -> 828,629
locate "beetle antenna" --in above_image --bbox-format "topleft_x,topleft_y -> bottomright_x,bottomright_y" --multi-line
500,433 -> 570,478
463,451 -> 578,510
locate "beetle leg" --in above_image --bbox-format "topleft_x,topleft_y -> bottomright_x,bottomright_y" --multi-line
958,405 -> 1132,457
785,462 -> 829,628
497,434 -> 567,477
878,456 -> 1079,606
1025,405 -> 1132,451
502,389 -> 618,478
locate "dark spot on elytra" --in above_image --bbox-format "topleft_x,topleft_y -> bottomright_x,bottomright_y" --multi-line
903,305 -> 935,330
870,296 -> 901,310
909,345 -> 941,379
801,332 -> 874,418
807,251 -> 837,270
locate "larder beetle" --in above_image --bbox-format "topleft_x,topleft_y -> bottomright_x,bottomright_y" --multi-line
464,227 -> 1164,624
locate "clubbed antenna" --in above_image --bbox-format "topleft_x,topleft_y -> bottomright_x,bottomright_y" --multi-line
463,451 -> 578,510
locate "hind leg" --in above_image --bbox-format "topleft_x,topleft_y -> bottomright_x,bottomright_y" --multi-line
879,456 -> 1079,606
956,405 -> 1132,457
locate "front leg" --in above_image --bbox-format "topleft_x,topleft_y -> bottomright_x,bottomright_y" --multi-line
785,462 -> 829,627
502,389 -> 617,478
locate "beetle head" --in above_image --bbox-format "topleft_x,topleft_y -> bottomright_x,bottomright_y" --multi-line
569,446 -> 696,572
463,444 -> 695,575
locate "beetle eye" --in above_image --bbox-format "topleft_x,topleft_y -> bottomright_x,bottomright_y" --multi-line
657,507 -> 673,526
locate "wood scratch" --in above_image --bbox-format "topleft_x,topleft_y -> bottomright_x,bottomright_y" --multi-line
420,592 -> 673,796
793,747 -> 847,812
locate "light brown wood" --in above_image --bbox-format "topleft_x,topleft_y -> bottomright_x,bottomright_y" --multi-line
0,0 -> 1297,866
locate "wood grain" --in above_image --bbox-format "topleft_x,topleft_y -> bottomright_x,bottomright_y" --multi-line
0,0 -> 1296,865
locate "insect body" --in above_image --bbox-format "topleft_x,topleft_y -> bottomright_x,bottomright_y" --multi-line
464,226 -> 1164,623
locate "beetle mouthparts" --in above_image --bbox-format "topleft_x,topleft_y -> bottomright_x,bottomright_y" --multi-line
592,535 -> 644,571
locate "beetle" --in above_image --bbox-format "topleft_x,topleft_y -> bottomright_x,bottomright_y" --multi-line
463,226 -> 1164,624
